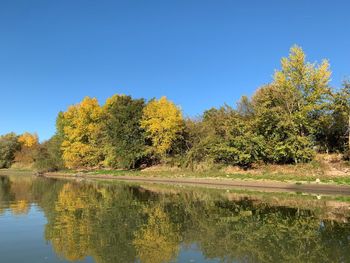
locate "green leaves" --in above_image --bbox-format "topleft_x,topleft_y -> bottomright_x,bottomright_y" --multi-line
103,95 -> 146,169
0,133 -> 21,168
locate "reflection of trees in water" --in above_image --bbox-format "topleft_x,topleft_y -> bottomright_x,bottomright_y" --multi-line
45,183 -> 92,261
0,176 -> 13,214
1,175 -> 350,262
133,205 -> 180,263
9,200 -> 30,215
45,182 -> 144,263
0,175 -> 31,216
0,175 -> 64,216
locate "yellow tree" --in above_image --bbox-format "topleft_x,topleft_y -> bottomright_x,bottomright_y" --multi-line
60,97 -> 104,169
18,132 -> 39,147
14,132 -> 39,167
272,45 -> 331,117
141,97 -> 184,156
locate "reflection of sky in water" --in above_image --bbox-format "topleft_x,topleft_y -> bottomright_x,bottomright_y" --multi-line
0,204 -> 93,263
177,244 -> 221,263
0,205 -> 216,263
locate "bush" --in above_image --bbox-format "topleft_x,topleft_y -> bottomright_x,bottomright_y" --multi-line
34,135 -> 64,172
0,133 -> 21,168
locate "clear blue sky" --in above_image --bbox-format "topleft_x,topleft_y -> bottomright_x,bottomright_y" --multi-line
1,0 -> 349,140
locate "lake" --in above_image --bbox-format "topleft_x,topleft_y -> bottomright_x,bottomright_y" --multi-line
0,174 -> 350,263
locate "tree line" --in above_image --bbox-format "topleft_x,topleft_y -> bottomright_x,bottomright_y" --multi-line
1,45 -> 350,172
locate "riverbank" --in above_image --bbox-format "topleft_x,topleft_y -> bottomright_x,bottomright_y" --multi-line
2,153 -> 350,194
2,167 -> 350,195
42,172 -> 350,195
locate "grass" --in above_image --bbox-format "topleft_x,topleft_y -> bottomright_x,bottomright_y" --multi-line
2,155 -> 350,186
80,167 -> 350,186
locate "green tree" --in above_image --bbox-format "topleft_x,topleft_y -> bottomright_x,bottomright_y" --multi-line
252,45 -> 331,163
252,85 -> 315,163
203,105 -> 264,167
34,135 -> 64,172
103,94 -> 146,169
331,81 -> 350,154
0,133 -> 21,168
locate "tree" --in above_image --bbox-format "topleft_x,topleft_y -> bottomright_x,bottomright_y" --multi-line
103,94 -> 146,169
34,135 -> 65,172
251,45 -> 331,163
252,85 -> 315,163
272,45 -> 332,137
332,81 -> 350,154
60,97 -> 105,169
0,133 -> 21,168
18,132 -> 39,148
200,105 -> 264,167
141,97 -> 184,157
14,132 -> 39,167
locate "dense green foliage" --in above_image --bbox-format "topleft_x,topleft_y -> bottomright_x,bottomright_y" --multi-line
331,81 -> 350,155
33,135 -> 64,172
2,45 -> 350,171
0,133 -> 21,168
103,95 -> 146,169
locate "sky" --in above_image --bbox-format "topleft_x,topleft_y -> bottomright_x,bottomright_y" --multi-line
0,0 -> 349,140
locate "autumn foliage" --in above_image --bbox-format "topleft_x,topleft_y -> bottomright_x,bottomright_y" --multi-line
2,45 -> 350,171
60,97 -> 105,169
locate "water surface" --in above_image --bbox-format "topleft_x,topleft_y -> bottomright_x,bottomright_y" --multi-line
1,174 -> 350,263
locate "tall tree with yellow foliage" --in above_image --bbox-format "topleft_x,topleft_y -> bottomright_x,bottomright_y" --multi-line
60,97 -> 105,169
141,97 -> 184,157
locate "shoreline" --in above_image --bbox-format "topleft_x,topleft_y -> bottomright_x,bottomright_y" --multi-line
43,172 -> 350,195
2,169 -> 350,195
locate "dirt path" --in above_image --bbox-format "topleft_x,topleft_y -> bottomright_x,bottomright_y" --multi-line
43,173 -> 350,195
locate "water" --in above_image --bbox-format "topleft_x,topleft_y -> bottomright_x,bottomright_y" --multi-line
1,174 -> 350,263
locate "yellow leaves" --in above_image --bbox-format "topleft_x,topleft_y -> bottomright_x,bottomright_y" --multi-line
272,45 -> 332,111
14,132 -> 39,167
314,59 -> 331,87
283,45 -> 306,73
18,132 -> 38,147
62,142 -> 101,169
60,97 -> 104,169
141,96 -> 184,155
57,94 -> 185,168
104,93 -> 127,108
274,45 -> 331,91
